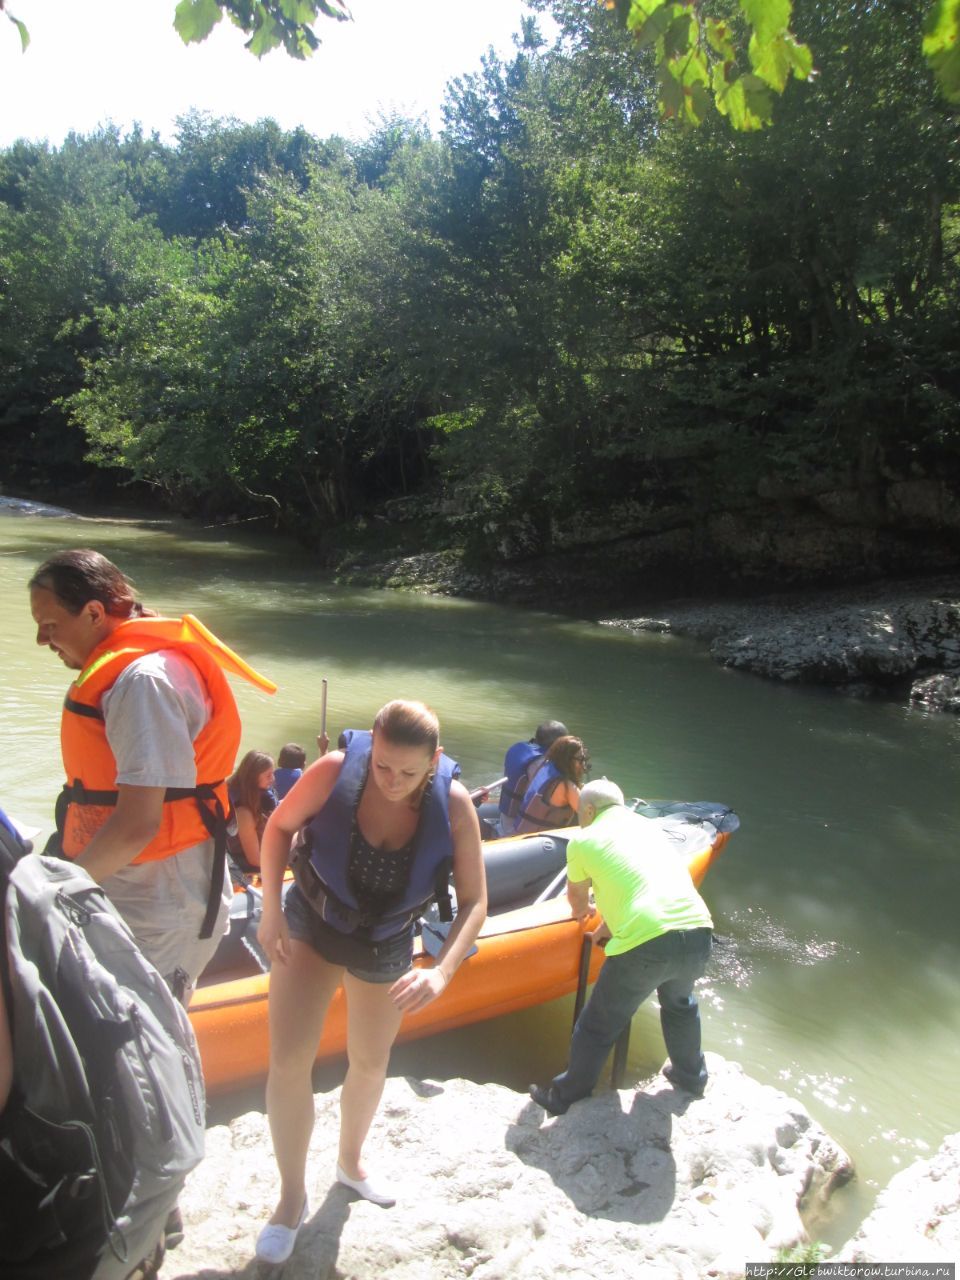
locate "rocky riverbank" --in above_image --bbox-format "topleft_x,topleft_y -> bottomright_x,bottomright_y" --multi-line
166,1062 -> 960,1278
169,1058 -> 854,1279
601,575 -> 960,707
838,1132 -> 960,1265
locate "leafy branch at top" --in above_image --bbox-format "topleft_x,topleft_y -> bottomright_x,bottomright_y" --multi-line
922,0 -> 960,104
1,0 -> 30,51
4,0 -> 958,127
605,0 -> 813,129
173,0 -> 351,59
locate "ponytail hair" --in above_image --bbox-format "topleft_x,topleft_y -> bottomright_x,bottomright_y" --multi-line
371,700 -> 441,808
372,700 -> 440,754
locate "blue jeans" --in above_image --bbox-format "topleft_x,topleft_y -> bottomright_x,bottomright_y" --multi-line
552,926 -> 713,1105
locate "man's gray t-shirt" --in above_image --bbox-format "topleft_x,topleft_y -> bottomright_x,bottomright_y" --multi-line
98,650 -> 231,992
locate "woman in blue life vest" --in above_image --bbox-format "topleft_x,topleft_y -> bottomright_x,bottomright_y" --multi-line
254,700 -> 487,1264
226,749 -> 277,872
514,735 -> 590,834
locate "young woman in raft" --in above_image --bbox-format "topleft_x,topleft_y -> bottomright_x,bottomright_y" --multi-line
513,734 -> 590,834
254,699 -> 487,1264
226,749 -> 277,872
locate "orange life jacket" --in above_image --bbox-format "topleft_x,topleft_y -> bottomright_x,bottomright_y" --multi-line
59,615 -> 276,873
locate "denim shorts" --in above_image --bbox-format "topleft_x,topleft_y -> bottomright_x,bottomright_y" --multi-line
283,884 -> 414,984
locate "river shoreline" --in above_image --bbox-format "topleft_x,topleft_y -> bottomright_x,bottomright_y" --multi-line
5,494 -> 959,706
334,545 -> 960,709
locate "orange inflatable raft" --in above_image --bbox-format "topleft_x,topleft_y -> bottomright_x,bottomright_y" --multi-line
190,803 -> 735,1096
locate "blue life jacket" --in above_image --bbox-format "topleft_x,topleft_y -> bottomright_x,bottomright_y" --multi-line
0,806 -> 21,846
514,759 -> 576,834
273,766 -> 302,800
498,741 -> 543,820
293,729 -> 459,940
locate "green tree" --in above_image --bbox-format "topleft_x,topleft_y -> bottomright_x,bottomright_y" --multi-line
0,128 -> 170,487
154,111 -> 330,238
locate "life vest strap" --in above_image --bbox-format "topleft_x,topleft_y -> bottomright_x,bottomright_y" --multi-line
291,844 -> 450,932
63,695 -> 104,721
57,781 -> 228,941
60,780 -> 226,808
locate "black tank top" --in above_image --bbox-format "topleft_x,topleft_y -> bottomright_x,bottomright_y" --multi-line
348,822 -> 416,910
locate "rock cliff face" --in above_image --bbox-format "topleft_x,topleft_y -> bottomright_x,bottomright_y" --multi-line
167,1056 -> 852,1280
356,450 -> 960,611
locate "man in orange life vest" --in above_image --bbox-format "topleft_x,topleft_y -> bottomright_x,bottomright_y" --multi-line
28,548 -> 274,1002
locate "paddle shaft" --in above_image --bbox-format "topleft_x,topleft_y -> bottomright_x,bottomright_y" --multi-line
468,775 -> 508,802
572,930 -> 630,1085
533,866 -> 568,904
317,678 -> 329,755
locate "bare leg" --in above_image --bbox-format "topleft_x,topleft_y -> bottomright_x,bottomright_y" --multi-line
265,940 -> 343,1225
337,972 -> 405,1179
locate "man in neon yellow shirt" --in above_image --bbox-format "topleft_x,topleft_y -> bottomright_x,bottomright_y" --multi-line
529,779 -> 714,1115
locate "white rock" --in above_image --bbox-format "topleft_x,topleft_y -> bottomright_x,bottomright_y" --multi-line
166,1055 -> 852,1279
838,1132 -> 960,1264
606,578 -> 960,700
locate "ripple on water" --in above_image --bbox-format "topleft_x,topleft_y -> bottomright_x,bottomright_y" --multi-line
709,906 -> 845,989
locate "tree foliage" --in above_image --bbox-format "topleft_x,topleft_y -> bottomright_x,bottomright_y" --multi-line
173,0 -> 350,58
1,0 -> 958,565
5,0 -> 958,126
604,0 -> 813,128
923,0 -> 960,102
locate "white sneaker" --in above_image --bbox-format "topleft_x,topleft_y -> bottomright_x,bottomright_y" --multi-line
255,1197 -> 309,1264
336,1163 -> 397,1207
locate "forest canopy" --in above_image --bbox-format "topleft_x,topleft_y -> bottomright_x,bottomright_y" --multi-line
1,0 -> 957,576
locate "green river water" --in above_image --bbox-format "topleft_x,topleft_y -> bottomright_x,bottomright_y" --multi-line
2,505 -> 959,1243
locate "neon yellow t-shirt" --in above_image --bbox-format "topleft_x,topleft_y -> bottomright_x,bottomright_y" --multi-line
566,806 -> 713,956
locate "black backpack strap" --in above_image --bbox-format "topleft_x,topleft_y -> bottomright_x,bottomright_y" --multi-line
0,816 -> 28,1131
433,856 -> 454,923
192,784 -> 228,940
0,816 -> 25,1036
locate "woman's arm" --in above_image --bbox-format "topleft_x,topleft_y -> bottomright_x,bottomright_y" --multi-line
257,751 -> 344,963
564,781 -> 581,813
391,780 -> 488,1013
234,806 -> 262,870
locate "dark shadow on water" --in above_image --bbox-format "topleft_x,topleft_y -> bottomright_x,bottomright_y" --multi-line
504,1090 -> 693,1225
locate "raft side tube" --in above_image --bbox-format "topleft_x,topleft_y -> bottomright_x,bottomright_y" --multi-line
482,832 -> 569,913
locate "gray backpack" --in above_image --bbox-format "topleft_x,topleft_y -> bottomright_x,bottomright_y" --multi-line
0,840 -> 206,1279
